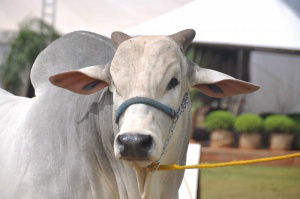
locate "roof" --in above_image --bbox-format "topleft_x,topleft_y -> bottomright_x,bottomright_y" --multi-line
125,0 -> 300,52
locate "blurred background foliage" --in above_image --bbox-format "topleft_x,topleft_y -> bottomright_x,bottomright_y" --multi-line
186,45 -> 213,111
205,110 -> 235,132
234,113 -> 264,133
0,18 -> 60,97
264,114 -> 297,134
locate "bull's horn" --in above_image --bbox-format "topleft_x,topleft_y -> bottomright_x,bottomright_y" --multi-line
111,31 -> 132,48
169,29 -> 196,52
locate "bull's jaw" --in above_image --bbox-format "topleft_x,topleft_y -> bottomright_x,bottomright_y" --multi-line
134,167 -> 147,196
119,159 -> 165,199
134,167 -> 162,199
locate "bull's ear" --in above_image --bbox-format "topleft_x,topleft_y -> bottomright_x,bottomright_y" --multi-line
189,61 -> 260,98
49,64 -> 110,95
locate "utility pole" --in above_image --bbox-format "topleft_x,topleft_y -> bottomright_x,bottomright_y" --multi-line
41,0 -> 57,28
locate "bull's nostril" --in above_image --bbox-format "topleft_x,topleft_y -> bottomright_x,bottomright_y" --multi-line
141,135 -> 152,151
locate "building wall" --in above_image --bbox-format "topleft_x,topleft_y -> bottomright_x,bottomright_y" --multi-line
246,51 -> 300,114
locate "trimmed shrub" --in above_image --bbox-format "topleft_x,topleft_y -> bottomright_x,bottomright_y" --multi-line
264,115 -> 296,134
234,113 -> 263,133
205,110 -> 235,132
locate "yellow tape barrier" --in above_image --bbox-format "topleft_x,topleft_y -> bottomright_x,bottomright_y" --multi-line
147,152 -> 300,172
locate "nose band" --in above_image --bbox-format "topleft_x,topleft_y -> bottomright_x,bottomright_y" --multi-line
115,97 -> 177,125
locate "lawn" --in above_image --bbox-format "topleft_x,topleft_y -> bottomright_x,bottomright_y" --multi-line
200,164 -> 300,199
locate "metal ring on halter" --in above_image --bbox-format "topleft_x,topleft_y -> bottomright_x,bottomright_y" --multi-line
146,161 -> 161,173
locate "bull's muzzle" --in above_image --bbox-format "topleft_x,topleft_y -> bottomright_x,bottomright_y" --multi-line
116,133 -> 153,159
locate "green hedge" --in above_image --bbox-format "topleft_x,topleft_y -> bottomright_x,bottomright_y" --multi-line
264,115 -> 296,134
234,113 -> 263,133
205,110 -> 235,132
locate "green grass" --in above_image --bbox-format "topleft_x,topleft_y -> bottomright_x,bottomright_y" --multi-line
200,165 -> 300,199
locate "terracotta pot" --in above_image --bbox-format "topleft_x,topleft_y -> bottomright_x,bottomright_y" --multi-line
210,129 -> 234,148
239,132 -> 261,149
270,133 -> 293,150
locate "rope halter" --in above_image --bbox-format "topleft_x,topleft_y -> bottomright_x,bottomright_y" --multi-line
114,92 -> 189,172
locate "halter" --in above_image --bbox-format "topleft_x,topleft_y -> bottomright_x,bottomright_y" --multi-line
115,97 -> 177,125
115,92 -> 189,172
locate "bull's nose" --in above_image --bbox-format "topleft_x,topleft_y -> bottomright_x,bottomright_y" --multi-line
116,133 -> 153,159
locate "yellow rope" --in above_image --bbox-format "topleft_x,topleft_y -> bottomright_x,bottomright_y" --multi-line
147,152 -> 300,172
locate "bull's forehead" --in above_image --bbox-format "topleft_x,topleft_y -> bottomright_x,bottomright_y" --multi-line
110,36 -> 183,97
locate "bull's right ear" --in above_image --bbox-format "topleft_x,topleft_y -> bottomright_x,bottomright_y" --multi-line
49,64 -> 110,95
189,61 -> 260,98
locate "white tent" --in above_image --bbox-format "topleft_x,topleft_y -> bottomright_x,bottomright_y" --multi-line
0,0 -> 192,36
125,0 -> 300,114
125,0 -> 300,53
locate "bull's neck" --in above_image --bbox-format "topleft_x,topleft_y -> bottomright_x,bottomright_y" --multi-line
133,100 -> 192,199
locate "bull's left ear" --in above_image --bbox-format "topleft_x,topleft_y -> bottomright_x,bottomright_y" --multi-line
49,64 -> 110,95
189,61 -> 260,98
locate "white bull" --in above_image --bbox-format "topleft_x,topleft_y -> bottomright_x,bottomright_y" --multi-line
0,29 -> 259,199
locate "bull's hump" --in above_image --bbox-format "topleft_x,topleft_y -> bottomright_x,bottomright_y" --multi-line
31,31 -> 115,97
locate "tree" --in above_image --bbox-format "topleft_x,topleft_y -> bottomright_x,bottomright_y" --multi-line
1,18 -> 60,97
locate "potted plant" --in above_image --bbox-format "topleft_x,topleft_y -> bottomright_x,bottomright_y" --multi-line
234,113 -> 263,149
205,110 -> 235,148
264,115 -> 296,150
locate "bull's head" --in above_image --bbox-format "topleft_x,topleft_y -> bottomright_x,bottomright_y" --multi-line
50,29 -> 259,168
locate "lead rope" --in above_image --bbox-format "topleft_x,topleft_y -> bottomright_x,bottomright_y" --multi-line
147,152 -> 300,172
146,92 -> 189,172
145,93 -> 300,172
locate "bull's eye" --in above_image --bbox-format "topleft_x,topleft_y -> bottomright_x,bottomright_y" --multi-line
167,78 -> 179,90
